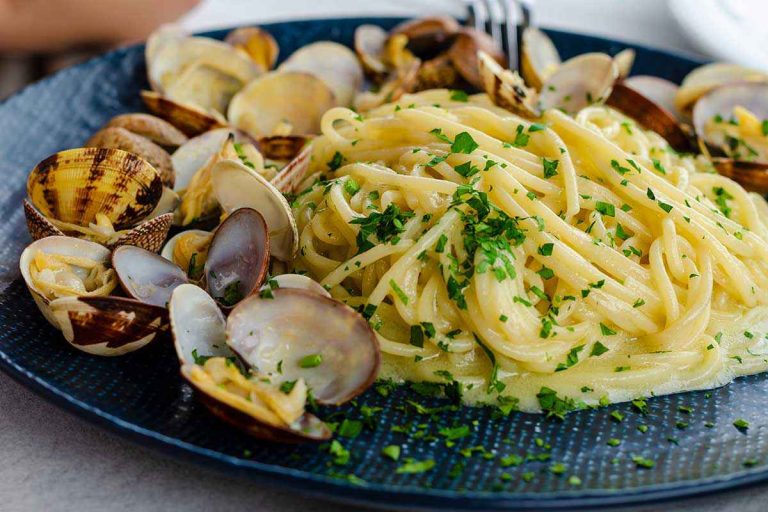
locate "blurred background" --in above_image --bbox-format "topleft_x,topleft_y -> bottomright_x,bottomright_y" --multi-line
0,0 -> 766,98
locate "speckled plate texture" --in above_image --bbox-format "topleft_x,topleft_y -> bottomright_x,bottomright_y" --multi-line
0,16 -> 765,511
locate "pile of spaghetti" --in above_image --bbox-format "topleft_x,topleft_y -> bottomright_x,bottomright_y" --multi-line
292,89 -> 768,412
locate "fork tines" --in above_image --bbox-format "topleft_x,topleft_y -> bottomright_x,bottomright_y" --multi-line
463,0 -> 532,71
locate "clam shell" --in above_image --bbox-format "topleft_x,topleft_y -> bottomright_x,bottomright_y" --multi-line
112,245 -> 188,307
606,83 -> 695,153
228,71 -> 337,137
105,113 -> 188,148
225,27 -> 279,72
354,24 -> 388,79
146,31 -> 260,96
353,59 -> 421,112
262,274 -> 330,298
19,236 -> 112,327
23,199 -> 64,241
712,158 -> 768,194
212,158 -> 298,261
171,128 -> 234,192
86,127 -> 175,188
169,284 -> 330,442
204,208 -> 270,309
270,143 -> 312,194
27,147 -> 163,230
674,63 -> 768,117
278,42 -> 363,107
478,51 -> 538,118
226,288 -> 380,405
538,53 -> 618,114
51,296 -> 166,356
613,49 -> 635,80
258,135 -> 309,162
448,29 -> 505,90
414,53 -> 462,91
164,60 -> 244,117
520,27 -> 561,90
390,16 -> 460,60
161,229 -> 211,266
623,75 -> 680,117
109,213 -> 173,253
141,90 -> 228,137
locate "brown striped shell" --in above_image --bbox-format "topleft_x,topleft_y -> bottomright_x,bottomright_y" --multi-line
85,127 -> 175,187
258,135 -> 309,162
141,90 -> 228,137
27,147 -> 164,230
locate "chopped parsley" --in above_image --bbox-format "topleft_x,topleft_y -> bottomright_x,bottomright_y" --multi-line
350,203 -> 414,253
396,458 -> 436,474
542,158 -> 559,178
327,151 -> 344,171
450,89 -> 469,102
298,354 -> 323,368
590,341 -> 609,357
382,445 -> 401,461
451,132 -> 479,154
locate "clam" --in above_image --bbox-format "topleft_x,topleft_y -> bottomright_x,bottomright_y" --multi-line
258,135 -> 309,162
353,59 -> 421,112
674,63 -> 768,118
278,42 -> 363,107
606,83 -> 695,153
141,90 -> 228,137
160,229 -> 212,280
448,29 -> 505,90
478,51 -> 539,118
169,284 -> 331,442
171,128 -> 234,193
692,83 -> 768,190
146,29 -> 260,115
112,245 -> 189,307
51,295 -> 166,356
24,148 -> 172,252
270,143 -> 313,194
261,274 -> 331,298
354,24 -> 389,80
228,71 -> 336,137
204,208 -> 270,309
226,288 -> 380,405
623,75 -> 680,117
613,49 -> 635,80
390,16 -> 460,60
414,53 -> 463,91
211,158 -> 298,262
86,127 -> 175,187
20,236 -> 116,327
520,27 -> 561,90
104,113 -> 188,148
224,27 -> 279,72
537,53 -> 618,114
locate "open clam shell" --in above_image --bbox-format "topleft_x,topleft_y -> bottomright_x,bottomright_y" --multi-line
258,135 -> 309,162
112,245 -> 188,307
141,90 -> 228,137
204,208 -> 270,309
606,83 -> 695,153
623,75 -> 680,117
171,128 -> 234,192
169,284 -> 331,442
278,42 -> 363,107
20,236 -> 115,327
448,29 -> 505,90
226,288 -> 380,406
520,27 -> 561,90
674,63 -> 768,118
613,49 -> 635,80
212,158 -> 298,262
262,274 -> 331,298
85,127 -> 175,188
354,24 -> 388,79
478,51 -> 538,118
27,147 -> 163,230
225,27 -> 279,72
692,83 -> 768,159
160,229 -> 212,279
390,16 -> 460,60
353,59 -> 420,112
228,71 -> 337,137
538,53 -> 618,114
51,295 -> 166,356
712,159 -> 768,194
104,113 -> 188,148
270,143 -> 313,194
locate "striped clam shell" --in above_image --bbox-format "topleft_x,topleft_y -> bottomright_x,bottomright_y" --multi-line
86,127 -> 175,188
27,147 -> 163,230
141,90 -> 228,137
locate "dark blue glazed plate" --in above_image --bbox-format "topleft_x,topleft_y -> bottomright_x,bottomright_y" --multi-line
1,17 -> 766,511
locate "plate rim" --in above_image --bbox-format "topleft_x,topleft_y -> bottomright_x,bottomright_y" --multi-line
5,16 -> 764,511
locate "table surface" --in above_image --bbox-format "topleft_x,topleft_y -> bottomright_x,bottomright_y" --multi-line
3,1 -> 766,511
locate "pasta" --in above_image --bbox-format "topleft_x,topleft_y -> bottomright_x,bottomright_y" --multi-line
292,89 -> 768,413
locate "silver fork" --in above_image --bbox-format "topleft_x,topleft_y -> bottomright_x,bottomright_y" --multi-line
463,0 -> 534,71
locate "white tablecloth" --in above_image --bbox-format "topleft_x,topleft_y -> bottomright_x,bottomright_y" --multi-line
4,1 -> 765,511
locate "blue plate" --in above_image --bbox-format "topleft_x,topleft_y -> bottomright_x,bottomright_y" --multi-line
1,17 -> 765,511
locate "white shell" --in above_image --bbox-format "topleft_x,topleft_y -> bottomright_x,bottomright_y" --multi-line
539,53 -> 618,114
613,49 -> 635,79
624,75 -> 680,118
169,283 -> 230,365
520,27 -> 561,89
211,158 -> 298,262
227,71 -> 336,137
675,63 -> 768,116
278,42 -> 364,107
262,274 -> 330,298
171,128 -> 234,192
148,186 -> 181,219
20,236 -> 112,327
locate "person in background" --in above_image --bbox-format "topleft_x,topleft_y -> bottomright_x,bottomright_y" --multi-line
0,0 -> 200,99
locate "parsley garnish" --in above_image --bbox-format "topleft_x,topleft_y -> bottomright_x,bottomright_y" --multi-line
536,387 -> 578,420
219,281 -> 243,306
542,158 -> 559,178
350,203 -> 414,253
396,458 -> 435,474
450,89 -> 469,102
389,279 -> 409,305
451,132 -> 479,154
328,151 -> 344,171
298,354 -> 323,368
590,341 -> 609,357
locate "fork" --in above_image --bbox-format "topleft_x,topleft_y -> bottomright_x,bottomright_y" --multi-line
463,0 -> 534,71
